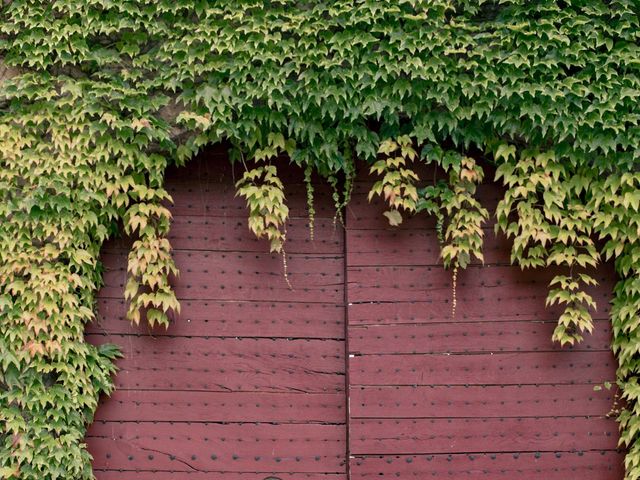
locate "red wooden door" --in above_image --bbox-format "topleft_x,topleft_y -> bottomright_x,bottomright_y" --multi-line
87,146 -> 621,479
86,151 -> 348,480
344,172 -> 622,479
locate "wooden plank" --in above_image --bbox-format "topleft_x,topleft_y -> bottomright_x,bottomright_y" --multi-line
88,298 -> 345,339
346,228 -> 513,266
104,216 -> 343,255
87,334 -> 345,393
161,149 -> 313,183
349,384 -> 617,419
347,265 -> 613,320
347,264 -> 614,304
94,390 -> 345,423
95,473 -> 346,480
87,422 -> 346,473
350,417 -> 618,455
348,299 -> 612,326
100,251 -> 344,303
349,351 -> 616,386
350,451 -> 623,479
348,320 -> 612,354
165,182 -> 337,219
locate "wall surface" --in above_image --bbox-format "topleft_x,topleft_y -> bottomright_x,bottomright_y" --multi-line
86,146 -> 622,479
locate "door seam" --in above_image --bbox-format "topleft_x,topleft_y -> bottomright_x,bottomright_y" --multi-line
343,212 -> 351,479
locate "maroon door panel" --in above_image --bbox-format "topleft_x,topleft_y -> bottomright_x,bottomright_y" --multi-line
344,173 -> 622,479
87,147 -> 622,479
87,151 -> 347,479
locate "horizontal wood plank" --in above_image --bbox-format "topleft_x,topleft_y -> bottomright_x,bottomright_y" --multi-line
161,150 -> 313,183
88,422 -> 346,473
347,299 -> 612,326
166,182 -> 337,219
350,451 -> 623,479
346,228 -> 513,266
349,320 -> 612,354
350,417 -> 618,455
349,351 -> 615,386
95,390 -> 345,423
104,216 -> 342,255
95,473 -> 345,480
347,264 -> 614,306
89,299 -> 344,339
100,251 -> 344,303
87,334 -> 345,393
349,384 -> 617,419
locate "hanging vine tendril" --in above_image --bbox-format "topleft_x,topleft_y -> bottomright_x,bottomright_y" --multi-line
304,164 -> 315,241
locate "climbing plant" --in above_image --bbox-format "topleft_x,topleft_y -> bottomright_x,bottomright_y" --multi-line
0,1 -> 638,479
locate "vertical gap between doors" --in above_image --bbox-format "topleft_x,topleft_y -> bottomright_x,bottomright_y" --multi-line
343,209 -> 351,479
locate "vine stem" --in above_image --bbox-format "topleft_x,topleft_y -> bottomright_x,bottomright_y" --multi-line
281,244 -> 292,290
451,265 -> 458,319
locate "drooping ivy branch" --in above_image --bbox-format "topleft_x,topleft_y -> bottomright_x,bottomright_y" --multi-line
368,138 -> 489,316
0,1 -> 639,479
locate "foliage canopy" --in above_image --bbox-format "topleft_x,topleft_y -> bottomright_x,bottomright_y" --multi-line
0,1 -> 639,478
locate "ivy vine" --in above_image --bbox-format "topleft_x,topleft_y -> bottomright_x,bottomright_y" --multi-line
0,1 -> 638,479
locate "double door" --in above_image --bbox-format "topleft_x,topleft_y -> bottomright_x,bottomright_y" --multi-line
87,150 -> 620,480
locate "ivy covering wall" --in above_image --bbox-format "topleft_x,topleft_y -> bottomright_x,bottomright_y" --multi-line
0,1 -> 638,478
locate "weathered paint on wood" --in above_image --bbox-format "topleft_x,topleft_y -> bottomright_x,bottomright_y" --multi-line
87,422 -> 346,472
86,334 -> 345,393
350,451 -> 623,479
349,320 -> 612,354
166,181 -> 336,219
100,250 -> 344,303
346,227 -> 515,266
350,417 -> 617,454
349,384 -> 617,418
94,472 -> 346,480
88,151 -> 347,479
89,148 -> 621,479
348,298 -> 612,325
89,298 -> 345,339
104,216 -> 343,254
93,391 -> 345,423
350,351 -> 615,386
345,174 -> 620,479
347,264 -> 614,305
